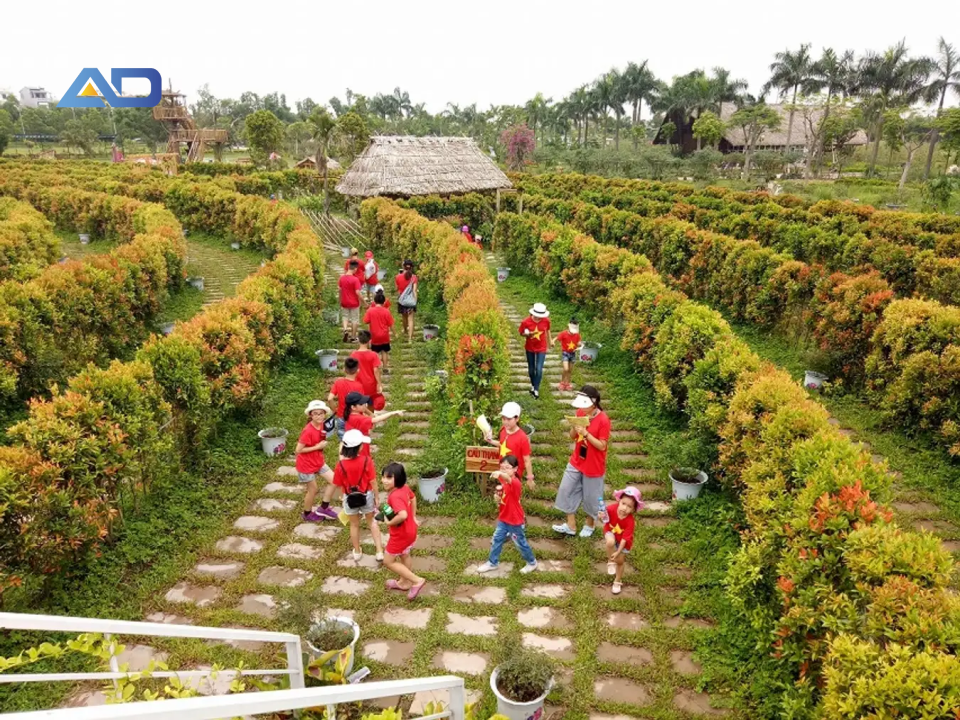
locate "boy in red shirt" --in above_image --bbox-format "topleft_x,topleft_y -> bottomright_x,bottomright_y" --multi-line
519,303 -> 551,399
380,462 -> 427,600
363,290 -> 395,371
343,391 -> 404,457
553,318 -> 582,391
334,429 -> 383,561
477,455 -> 538,574
295,400 -> 339,522
327,358 -> 364,441
339,261 -> 363,343
350,331 -> 383,398
482,401 -> 535,490
600,486 -> 642,595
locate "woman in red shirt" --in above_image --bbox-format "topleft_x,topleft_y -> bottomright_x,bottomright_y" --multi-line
380,462 -> 427,600
334,429 -> 383,561
600,486 -> 642,595
476,455 -> 538,575
519,303 -> 551,399
395,259 -> 418,344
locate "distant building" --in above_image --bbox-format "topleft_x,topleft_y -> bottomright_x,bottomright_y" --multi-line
19,87 -> 55,109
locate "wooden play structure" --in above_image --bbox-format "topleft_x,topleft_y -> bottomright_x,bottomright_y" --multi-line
152,82 -> 228,163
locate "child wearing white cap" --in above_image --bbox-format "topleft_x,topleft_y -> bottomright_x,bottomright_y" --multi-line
296,400 -> 338,522
519,303 -> 551,399
483,401 -> 535,490
334,428 -> 384,561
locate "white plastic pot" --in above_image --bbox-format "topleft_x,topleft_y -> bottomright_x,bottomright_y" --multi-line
497,267 -> 511,282
230,241 -> 241,250
579,342 -> 602,363
188,277 -> 205,291
160,322 -> 176,336
316,349 -> 339,371
490,667 -> 553,720
670,469 -> 708,501
418,468 -> 448,503
306,617 -> 360,678
258,428 -> 288,457
341,247 -> 352,258
377,269 -> 387,282
804,371 -> 828,391
79,233 -> 90,245
423,324 -> 440,341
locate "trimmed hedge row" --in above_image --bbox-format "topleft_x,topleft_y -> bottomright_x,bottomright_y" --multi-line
495,210 -> 960,717
0,175 -> 325,598
0,198 -> 60,282
359,198 -> 509,422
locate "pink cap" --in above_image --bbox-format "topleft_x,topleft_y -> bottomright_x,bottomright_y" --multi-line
613,486 -> 644,509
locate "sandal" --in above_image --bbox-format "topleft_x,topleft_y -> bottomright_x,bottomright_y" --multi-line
385,579 -> 403,591
607,561 -> 616,576
612,581 -> 622,595
407,581 -> 426,600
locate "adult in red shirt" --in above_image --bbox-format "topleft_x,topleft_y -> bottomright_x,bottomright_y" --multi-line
295,400 -> 338,522
343,391 -> 404,458
339,262 -> 363,343
327,358 -> 364,441
380,462 -> 427,599
344,247 -> 360,273
363,291 -> 395,371
334,429 -> 383,560
553,319 -> 582,391
483,401 -> 534,488
395,259 -> 418,344
349,330 -> 383,398
553,385 -> 611,538
519,303 -> 551,399
601,486 -> 641,595
476,455 -> 538,574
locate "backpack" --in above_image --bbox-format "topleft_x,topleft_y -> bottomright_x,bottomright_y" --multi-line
398,280 -> 417,308
340,457 -> 370,509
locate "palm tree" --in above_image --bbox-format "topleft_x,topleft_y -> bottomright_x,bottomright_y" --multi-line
765,44 -> 814,152
857,40 -> 934,177
922,38 -> 960,178
622,61 -> 660,148
391,88 -> 413,118
524,92 -> 552,146
711,67 -> 748,121
804,48 -> 856,175
307,108 -> 337,214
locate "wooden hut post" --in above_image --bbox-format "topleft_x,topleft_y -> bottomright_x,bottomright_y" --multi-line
496,188 -> 501,214
518,195 -> 524,215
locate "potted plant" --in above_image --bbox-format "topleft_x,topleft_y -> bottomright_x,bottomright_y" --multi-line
490,647 -> 555,720
418,467 -> 448,503
804,370 -> 828,391
305,616 -> 360,678
665,432 -> 712,502
257,427 -> 288,456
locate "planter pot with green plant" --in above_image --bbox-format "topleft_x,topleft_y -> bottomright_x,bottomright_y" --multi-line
257,427 -> 288,456
490,647 -> 555,720
663,431 -> 714,502
306,617 -> 361,679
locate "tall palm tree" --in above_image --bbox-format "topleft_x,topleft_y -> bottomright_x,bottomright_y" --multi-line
711,67 -> 748,121
805,48 -> 856,175
922,38 -> 960,178
569,86 -> 590,146
307,107 -> 337,214
765,44 -> 814,152
524,92 -> 552,146
622,61 -> 660,148
857,40 -> 934,177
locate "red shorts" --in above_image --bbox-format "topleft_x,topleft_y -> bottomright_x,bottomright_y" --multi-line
385,534 -> 417,556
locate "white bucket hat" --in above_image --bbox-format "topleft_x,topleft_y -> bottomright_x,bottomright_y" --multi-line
305,400 -> 332,415
529,302 -> 549,318
571,392 -> 595,409
341,428 -> 371,448
500,401 -> 522,418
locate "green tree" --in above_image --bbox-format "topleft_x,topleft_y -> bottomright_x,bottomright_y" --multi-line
285,121 -> 311,157
764,43 -> 813,152
60,118 -> 98,155
524,92 -> 552,147
937,108 -> 960,167
336,111 -> 369,164
307,108 -> 337,214
711,66 -> 748,120
243,109 -> 285,165
922,38 -> 960,178
0,109 -> 14,155
821,106 -> 862,176
692,110 -> 725,149
622,61 -> 660,149
882,111 -> 935,192
729,104 -> 781,179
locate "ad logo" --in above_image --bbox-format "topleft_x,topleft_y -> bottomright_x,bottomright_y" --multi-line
58,68 -> 161,108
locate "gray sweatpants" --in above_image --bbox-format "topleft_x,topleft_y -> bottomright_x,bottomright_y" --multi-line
554,462 -> 605,518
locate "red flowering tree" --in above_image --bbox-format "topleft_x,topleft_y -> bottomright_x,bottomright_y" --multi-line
500,124 -> 535,171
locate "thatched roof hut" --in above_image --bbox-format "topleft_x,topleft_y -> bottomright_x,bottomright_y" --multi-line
295,156 -> 341,171
336,136 -> 512,197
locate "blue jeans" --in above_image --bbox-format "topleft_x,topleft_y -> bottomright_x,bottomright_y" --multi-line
488,521 -> 536,566
525,351 -> 546,392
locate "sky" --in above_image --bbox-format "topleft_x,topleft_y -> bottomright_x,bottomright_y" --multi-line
2,0 -> 958,118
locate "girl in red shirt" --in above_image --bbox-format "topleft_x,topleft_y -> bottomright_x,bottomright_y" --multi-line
380,462 -> 427,600
553,318 -> 582,391
519,303 -> 551,399
395,259 -> 418,344
334,429 -> 383,561
476,455 -> 538,575
343,392 -> 405,457
295,400 -> 339,522
600,486 -> 643,595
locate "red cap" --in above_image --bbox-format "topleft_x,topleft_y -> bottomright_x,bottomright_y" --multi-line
364,251 -> 374,259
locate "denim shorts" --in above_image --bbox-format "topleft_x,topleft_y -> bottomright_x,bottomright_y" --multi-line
562,351 -> 577,363
298,467 -> 331,483
335,417 -> 346,441
343,490 -> 377,515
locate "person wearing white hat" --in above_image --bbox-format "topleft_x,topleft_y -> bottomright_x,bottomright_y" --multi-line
519,303 -> 552,399
553,385 -> 611,538
296,400 -> 339,522
334,428 -> 384,561
482,401 -> 535,489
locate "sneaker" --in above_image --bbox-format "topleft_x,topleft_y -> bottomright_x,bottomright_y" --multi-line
317,506 -> 338,521
352,550 -> 363,561
607,561 -> 617,576
533,390 -> 540,399
520,561 -> 538,574
302,510 -> 324,522
476,561 -> 498,573
528,388 -> 535,397
552,523 -> 576,536
342,331 -> 349,343
579,525 -> 596,538
375,552 -> 384,562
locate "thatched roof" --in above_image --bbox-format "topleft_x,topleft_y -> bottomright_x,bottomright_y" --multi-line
721,104 -> 869,149
336,136 -> 512,197
296,156 -> 341,170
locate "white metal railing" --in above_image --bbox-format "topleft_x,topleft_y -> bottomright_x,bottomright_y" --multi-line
0,612 -> 304,690
2,677 -> 467,720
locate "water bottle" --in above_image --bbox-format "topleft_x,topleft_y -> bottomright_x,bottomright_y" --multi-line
375,502 -> 396,523
598,495 -> 608,524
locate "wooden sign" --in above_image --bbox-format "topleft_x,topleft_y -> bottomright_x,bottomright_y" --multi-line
465,446 -> 501,473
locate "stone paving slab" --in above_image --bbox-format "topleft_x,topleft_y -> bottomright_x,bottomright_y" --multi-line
165,582 -> 220,608
522,632 -> 575,660
262,482 -> 304,494
277,543 -> 324,560
380,607 -> 433,629
446,613 -> 498,636
251,498 -> 298,512
276,466 -> 299,477
598,642 -> 653,666
673,689 -> 730,716
293,524 -> 339,541
337,552 -> 381,570
593,584 -> 643,600
452,585 -> 507,604
538,559 -> 574,573
236,594 -> 279,618
433,650 -> 489,675
194,561 -> 245,580
322,576 -> 372,596
415,535 -> 454,550
115,644 -> 169,671
594,676 -> 651,706
465,562 -> 514,578
670,650 -> 702,675
214,536 -> 264,554
606,612 -> 650,631
411,556 -> 447,573
258,566 -> 313,587
145,612 -> 193,625
233,516 -> 280,532
517,606 -> 571,630
363,640 -> 415,666
520,584 -> 569,600
664,615 -> 714,629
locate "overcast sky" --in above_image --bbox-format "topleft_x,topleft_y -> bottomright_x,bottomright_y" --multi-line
2,0 -> 957,117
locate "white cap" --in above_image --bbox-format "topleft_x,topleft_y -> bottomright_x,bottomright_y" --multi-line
571,393 -> 595,409
568,322 -> 580,334
342,428 -> 371,448
500,401 -> 522,418
373,284 -> 385,294
305,400 -> 332,415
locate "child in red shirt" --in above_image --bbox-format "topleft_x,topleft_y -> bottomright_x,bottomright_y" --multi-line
327,358 -> 364,441
295,400 -> 339,522
601,486 -> 642,595
363,291 -> 395,371
477,455 -> 538,574
483,401 -> 534,489
380,462 -> 427,600
349,331 -> 383,398
343,391 -> 404,457
334,429 -> 383,561
519,303 -> 551,399
553,318 -> 582,391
